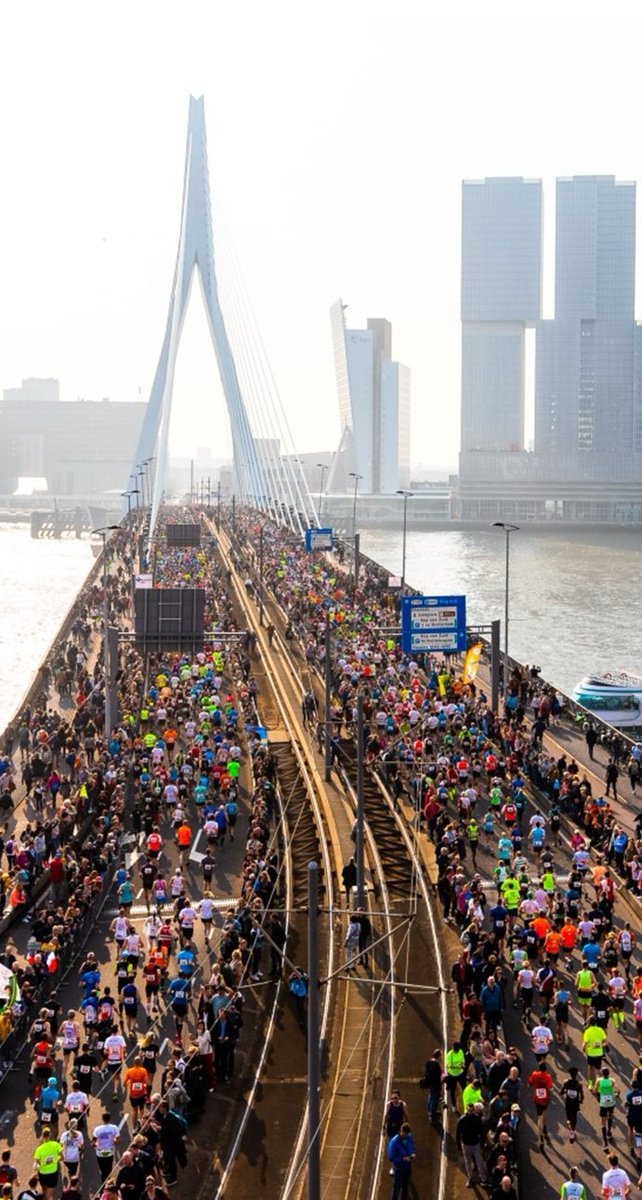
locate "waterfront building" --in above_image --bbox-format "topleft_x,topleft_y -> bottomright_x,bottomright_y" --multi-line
460,177 -> 542,454
327,300 -> 410,495
0,384 -> 145,495
536,176 -> 636,458
459,174 -> 642,523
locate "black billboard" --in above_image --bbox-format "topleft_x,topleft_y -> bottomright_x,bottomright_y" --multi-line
166,523 -> 201,547
134,587 -> 206,647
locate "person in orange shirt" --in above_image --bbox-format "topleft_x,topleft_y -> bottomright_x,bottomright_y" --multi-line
560,921 -> 578,968
175,823 -> 192,866
531,913 -> 551,955
123,1056 -> 149,1123
544,929 -> 562,963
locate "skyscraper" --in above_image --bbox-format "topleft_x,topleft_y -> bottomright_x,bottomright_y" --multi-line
536,175 -> 636,457
329,300 -> 410,494
461,177 -> 542,453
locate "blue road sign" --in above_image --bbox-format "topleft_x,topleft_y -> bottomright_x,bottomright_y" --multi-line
305,527 -> 333,551
401,594 -> 467,653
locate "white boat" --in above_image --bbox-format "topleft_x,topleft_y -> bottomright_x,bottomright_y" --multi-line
572,673 -> 642,730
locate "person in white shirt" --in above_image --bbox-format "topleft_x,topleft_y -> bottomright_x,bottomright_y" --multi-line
601,1154 -> 632,1198
60,1119 -> 84,1180
103,1028 -> 127,1101
92,1113 -> 120,1181
60,1011 -> 80,1073
531,1022 -> 553,1060
64,1083 -> 89,1123
198,893 -> 215,941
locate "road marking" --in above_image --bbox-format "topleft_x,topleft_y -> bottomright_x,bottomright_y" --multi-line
105,899 -> 232,917
188,830 -> 205,864
159,1038 -> 168,1056
118,1114 -> 128,1131
136,888 -> 143,899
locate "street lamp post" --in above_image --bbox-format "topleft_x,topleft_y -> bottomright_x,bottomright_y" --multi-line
92,524 -> 121,738
121,491 -> 131,515
492,521 -> 520,702
396,489 -> 413,596
130,487 -> 141,509
258,524 -> 264,626
348,472 -> 362,588
316,463 -> 327,524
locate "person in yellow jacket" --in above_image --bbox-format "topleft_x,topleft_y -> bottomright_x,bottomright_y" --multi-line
445,1041 -> 466,1111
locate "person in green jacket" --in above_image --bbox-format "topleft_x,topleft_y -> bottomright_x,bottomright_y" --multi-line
596,1067 -> 618,1149
445,1041 -> 466,1111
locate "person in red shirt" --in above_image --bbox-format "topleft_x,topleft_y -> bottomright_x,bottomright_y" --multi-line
527,1066 -> 554,1149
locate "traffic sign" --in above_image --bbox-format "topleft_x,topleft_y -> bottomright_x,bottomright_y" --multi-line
305,527 -> 333,551
401,594 -> 466,653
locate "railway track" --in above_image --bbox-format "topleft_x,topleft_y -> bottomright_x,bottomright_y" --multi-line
211,515 -> 450,1200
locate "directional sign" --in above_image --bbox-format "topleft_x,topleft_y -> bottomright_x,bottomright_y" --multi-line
401,594 -> 466,654
305,527 -> 333,551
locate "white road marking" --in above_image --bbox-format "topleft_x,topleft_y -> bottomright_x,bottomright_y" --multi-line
188,830 -> 205,864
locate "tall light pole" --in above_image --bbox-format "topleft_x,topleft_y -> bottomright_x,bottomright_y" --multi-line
130,486 -> 141,509
316,463 -> 327,524
92,524 -> 121,737
121,491 -> 131,515
348,472 -> 362,590
396,489 -> 413,597
492,521 -> 519,701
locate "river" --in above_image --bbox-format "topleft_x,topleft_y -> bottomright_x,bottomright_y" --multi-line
0,523 -> 93,730
0,521 -> 640,733
360,525 -> 642,696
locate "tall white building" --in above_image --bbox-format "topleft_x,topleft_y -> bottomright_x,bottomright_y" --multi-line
328,300 -> 410,494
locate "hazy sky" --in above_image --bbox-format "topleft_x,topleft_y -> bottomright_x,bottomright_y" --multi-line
2,1 -> 642,470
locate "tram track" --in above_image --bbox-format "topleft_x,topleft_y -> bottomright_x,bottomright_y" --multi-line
211,519 -> 406,1198
214,515 -> 451,1200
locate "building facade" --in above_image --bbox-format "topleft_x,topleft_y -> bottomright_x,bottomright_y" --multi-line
460,175 -> 642,523
0,384 -> 146,495
328,300 -> 410,494
461,177 -> 542,453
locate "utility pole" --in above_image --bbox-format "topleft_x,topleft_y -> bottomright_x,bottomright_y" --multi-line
356,693 -> 365,909
353,532 -> 360,592
207,476 -> 211,512
232,494 -> 236,534
324,613 -> 332,782
307,862 -> 321,1200
258,525 -> 264,626
217,480 -> 221,529
490,619 -> 501,714
190,459 -> 194,505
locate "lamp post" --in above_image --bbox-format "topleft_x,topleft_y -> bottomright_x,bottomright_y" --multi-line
130,486 -> 141,509
491,521 -> 519,702
92,524 -> 121,738
121,491 -> 131,516
396,489 -> 413,597
258,524 -> 264,626
316,463 -> 327,524
348,472 -> 362,588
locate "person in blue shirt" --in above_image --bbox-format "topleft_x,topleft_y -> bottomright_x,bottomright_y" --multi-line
80,966 -> 101,1000
177,947 -> 196,978
583,939 -> 601,969
39,1076 -> 61,1135
167,976 -> 190,1036
387,1122 -> 416,1200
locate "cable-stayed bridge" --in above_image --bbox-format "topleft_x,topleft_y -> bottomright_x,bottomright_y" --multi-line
132,95 -> 319,541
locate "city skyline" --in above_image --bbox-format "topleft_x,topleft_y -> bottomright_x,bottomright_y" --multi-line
459,174 -> 642,522
4,5 -> 642,471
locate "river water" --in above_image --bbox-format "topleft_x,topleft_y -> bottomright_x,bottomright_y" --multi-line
360,525 -> 642,697
0,521 -> 640,733
0,523 -> 93,731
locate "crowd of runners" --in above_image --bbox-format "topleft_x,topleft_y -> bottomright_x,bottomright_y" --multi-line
3,504 -> 642,1200
226,508 -> 642,1200
0,515 -> 292,1200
